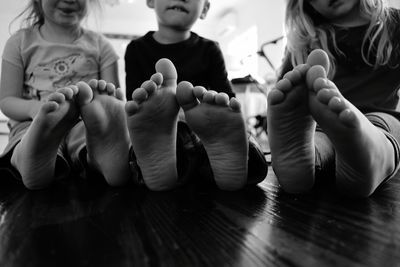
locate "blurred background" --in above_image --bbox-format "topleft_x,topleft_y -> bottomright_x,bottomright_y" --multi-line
0,0 -> 286,91
0,0 -> 399,140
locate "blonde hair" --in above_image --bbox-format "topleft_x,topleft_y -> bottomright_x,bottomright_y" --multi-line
284,0 -> 395,77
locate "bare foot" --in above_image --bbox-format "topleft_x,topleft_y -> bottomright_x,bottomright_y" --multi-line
125,58 -> 179,191
11,86 -> 80,189
76,79 -> 131,186
176,82 -> 248,190
267,63 -> 317,193
307,52 -> 396,197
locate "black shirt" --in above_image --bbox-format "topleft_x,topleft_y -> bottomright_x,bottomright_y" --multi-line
280,8 -> 400,118
124,31 -> 234,100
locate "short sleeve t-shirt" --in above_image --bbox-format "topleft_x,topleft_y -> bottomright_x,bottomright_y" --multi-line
2,26 -> 118,101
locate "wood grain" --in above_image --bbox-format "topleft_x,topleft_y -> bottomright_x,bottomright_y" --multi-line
0,167 -> 399,267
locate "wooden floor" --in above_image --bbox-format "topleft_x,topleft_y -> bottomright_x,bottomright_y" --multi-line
0,162 -> 400,266
0,119 -> 399,267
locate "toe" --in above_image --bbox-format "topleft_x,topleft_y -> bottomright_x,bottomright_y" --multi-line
106,83 -> 116,96
155,58 -> 177,87
131,88 -> 149,103
267,88 -> 286,105
48,92 -> 66,103
97,80 -> 107,92
115,87 -> 125,101
306,49 -> 330,72
150,73 -> 163,86
125,101 -> 140,116
229,98 -> 241,112
316,88 -> 337,104
76,81 -> 94,105
275,78 -> 292,92
193,86 -> 207,100
203,90 -> 217,104
283,69 -> 302,85
41,101 -> 59,113
88,79 -> 98,89
328,96 -> 346,113
140,80 -> 157,95
215,93 -> 229,106
176,81 -> 198,110
306,65 -> 327,90
56,87 -> 74,100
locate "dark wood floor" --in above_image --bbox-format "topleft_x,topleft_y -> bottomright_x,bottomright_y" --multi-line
0,162 -> 399,267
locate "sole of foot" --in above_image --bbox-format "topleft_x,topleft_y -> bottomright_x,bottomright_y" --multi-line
77,79 -> 131,186
176,81 -> 248,191
125,58 -> 179,191
11,86 -> 79,189
306,49 -> 396,197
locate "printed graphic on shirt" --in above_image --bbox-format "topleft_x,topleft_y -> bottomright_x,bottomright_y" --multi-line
25,53 -> 96,100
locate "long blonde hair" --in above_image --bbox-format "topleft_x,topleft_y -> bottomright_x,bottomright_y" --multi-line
284,0 -> 395,77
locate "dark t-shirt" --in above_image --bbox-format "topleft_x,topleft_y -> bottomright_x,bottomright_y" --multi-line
280,8 -> 400,118
124,31 -> 234,100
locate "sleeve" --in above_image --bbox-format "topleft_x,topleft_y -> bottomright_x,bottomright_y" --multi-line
207,42 -> 235,98
2,32 -> 24,69
98,34 -> 119,71
124,41 -> 143,100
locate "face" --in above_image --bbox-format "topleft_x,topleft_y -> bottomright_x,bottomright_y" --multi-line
147,0 -> 210,31
39,0 -> 88,28
307,0 -> 360,24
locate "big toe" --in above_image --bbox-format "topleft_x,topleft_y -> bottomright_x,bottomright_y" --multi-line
306,49 -> 330,71
306,65 -> 328,90
306,49 -> 330,89
176,81 -> 197,110
76,81 -> 93,105
155,58 -> 177,87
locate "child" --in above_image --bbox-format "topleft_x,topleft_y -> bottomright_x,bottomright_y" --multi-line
0,0 -> 132,189
267,0 -> 400,197
125,58 -> 268,191
124,0 -> 234,100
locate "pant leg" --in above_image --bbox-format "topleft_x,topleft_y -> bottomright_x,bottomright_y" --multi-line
176,121 -> 268,187
314,127 -> 335,179
365,112 -> 400,182
314,112 -> 400,182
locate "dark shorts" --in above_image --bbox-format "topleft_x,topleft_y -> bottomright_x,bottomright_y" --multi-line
130,121 -> 269,187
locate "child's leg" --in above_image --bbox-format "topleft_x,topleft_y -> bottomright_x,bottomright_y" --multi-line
307,64 -> 396,197
176,82 -> 248,191
76,80 -> 131,186
267,64 -> 316,193
125,58 -> 179,191
10,86 -> 79,189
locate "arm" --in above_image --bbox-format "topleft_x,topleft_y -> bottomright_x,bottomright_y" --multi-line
100,61 -> 120,88
208,43 -> 235,98
0,60 -> 42,121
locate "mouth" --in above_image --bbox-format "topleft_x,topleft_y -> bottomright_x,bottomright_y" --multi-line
58,6 -> 78,14
328,0 -> 340,7
167,5 -> 189,13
